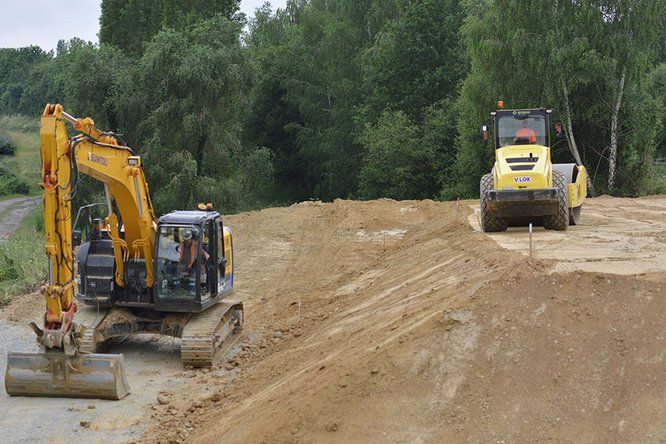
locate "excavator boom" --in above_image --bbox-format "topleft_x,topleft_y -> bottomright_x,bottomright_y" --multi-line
4,104 -> 131,400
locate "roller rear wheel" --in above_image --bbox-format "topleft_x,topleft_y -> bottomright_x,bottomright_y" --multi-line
543,171 -> 569,231
480,174 -> 508,232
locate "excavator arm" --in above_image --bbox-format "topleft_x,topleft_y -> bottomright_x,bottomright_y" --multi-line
4,104 -> 158,399
40,104 -> 157,346
38,104 -> 77,351
67,113 -> 157,289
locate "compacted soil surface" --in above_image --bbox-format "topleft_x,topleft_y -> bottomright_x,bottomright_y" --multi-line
1,197 -> 664,443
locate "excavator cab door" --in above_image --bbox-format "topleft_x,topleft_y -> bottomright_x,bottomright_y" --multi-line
155,225 -> 200,303
200,219 -> 214,300
215,219 -> 227,293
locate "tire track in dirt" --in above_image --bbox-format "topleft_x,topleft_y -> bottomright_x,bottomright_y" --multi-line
468,195 -> 666,276
144,197 -> 663,443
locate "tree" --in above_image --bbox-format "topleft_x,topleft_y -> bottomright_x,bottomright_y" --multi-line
653,63 -> 666,161
451,0 -> 665,197
99,0 -> 163,56
360,0 -> 465,123
124,16 -> 272,214
0,46 -> 50,114
100,0 -> 241,56
359,110 -> 444,200
591,0 -> 664,191
244,0 -> 400,202
359,0 -> 466,200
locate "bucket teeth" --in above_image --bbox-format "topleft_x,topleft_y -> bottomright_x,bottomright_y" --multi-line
5,351 -> 130,400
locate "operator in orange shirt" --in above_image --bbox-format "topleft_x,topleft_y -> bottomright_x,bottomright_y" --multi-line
515,125 -> 537,144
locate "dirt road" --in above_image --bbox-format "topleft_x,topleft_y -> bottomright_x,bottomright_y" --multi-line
0,195 -> 181,443
0,196 -> 39,238
0,299 -> 191,442
1,196 -> 664,443
469,195 -> 666,275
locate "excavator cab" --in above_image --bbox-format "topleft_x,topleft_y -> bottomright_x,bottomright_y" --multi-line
154,210 -> 234,313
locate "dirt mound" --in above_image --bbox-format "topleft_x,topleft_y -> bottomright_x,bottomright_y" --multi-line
469,195 -> 666,275
1,197 -> 662,442
142,197 -> 665,443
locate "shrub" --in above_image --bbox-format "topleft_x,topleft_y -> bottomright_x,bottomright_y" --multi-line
0,162 -> 30,195
358,111 -> 440,200
0,133 -> 15,155
0,206 -> 47,306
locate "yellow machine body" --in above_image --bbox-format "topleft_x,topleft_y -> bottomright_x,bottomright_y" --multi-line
493,144 -> 587,209
6,104 -> 242,400
480,106 -> 587,232
494,144 -> 552,191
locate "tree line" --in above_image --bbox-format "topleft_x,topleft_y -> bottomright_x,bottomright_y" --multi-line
0,0 -> 664,214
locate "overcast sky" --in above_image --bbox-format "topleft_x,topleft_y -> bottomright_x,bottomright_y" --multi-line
0,0 -> 287,52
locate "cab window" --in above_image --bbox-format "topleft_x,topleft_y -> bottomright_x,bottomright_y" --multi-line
497,114 -> 547,147
156,226 -> 199,300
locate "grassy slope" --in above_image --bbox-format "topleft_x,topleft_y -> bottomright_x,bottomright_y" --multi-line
0,209 -> 46,305
0,114 -> 41,196
0,115 -> 45,305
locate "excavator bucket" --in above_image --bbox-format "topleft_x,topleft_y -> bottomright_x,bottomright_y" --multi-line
5,352 -> 130,400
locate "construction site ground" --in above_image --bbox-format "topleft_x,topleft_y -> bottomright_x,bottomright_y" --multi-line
1,196 -> 664,443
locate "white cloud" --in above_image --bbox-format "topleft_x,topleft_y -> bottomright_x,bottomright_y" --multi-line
0,0 -> 288,51
240,0 -> 288,17
0,0 -> 101,51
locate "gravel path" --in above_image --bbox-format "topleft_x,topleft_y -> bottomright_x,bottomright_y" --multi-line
0,196 -> 40,238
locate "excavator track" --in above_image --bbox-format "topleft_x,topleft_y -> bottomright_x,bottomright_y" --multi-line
74,304 -> 109,354
79,328 -> 97,354
180,300 -> 243,368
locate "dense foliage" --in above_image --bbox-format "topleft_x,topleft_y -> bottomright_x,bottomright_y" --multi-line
0,132 -> 15,155
0,0 -> 664,212
99,0 -> 241,55
0,208 -> 47,306
0,124 -> 30,195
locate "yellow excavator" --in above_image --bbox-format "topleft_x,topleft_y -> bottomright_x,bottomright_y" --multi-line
4,104 -> 243,400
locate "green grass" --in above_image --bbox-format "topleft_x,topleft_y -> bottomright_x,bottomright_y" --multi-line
651,162 -> 666,194
0,114 -> 41,196
0,115 -> 45,306
0,206 -> 47,306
